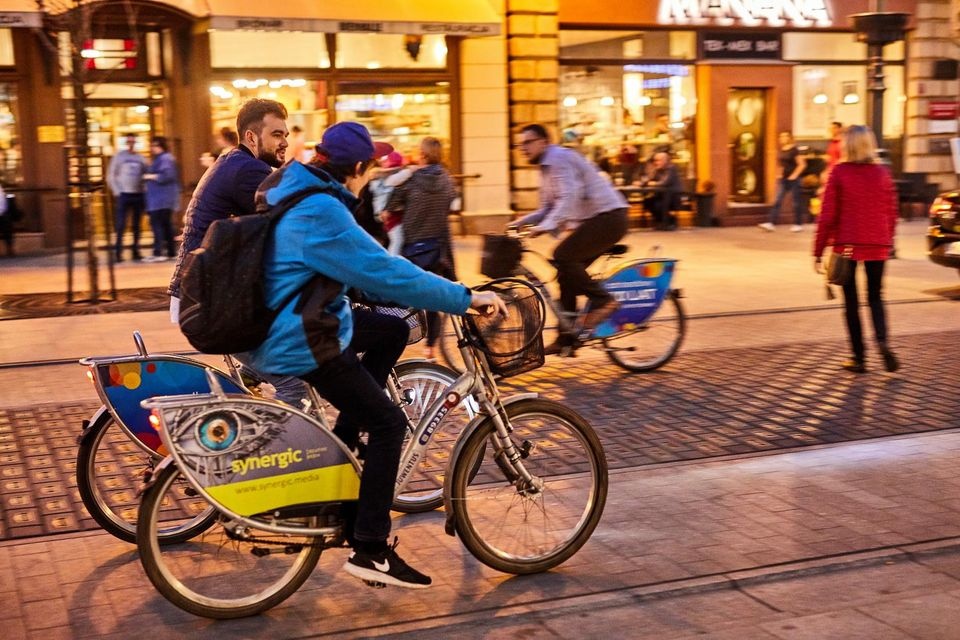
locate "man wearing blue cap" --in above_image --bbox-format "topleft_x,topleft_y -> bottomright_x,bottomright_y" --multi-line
249,121 -> 506,589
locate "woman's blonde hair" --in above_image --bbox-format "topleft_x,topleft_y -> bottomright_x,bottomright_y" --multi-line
841,125 -> 879,163
420,137 -> 443,165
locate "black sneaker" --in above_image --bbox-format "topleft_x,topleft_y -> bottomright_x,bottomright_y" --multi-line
343,537 -> 432,589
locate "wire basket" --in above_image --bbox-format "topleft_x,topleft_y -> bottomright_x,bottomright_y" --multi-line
480,234 -> 523,279
372,305 -> 427,344
465,278 -> 545,378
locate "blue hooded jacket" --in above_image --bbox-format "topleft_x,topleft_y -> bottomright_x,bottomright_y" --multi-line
247,161 -> 472,376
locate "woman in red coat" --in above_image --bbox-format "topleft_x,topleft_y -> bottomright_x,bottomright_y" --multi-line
813,125 -> 899,374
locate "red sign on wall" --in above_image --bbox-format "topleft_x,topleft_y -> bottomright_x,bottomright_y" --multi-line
929,101 -> 960,120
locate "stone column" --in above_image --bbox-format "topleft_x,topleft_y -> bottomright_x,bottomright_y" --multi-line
506,0 -> 559,214
905,0 -> 959,188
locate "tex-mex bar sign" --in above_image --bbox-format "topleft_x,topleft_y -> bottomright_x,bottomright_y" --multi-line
211,17 -> 500,36
659,0 -> 832,28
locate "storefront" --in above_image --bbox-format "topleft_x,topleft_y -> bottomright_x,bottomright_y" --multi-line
0,0 -> 505,250
557,0 -> 915,223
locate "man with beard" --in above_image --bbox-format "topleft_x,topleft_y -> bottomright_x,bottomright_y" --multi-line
166,98 -> 300,403
168,98 -> 289,315
511,123 -> 628,355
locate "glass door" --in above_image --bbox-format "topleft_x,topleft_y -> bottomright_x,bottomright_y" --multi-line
728,89 -> 766,203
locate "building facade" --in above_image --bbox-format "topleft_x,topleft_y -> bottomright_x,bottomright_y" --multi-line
0,1 -> 957,251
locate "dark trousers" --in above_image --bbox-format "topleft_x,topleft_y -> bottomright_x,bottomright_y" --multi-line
114,193 -> 145,258
841,260 -> 888,361
0,214 -> 12,256
554,208 -> 629,316
645,192 -> 675,230
768,178 -> 806,225
423,243 -> 456,348
147,208 -> 175,257
299,308 -> 409,544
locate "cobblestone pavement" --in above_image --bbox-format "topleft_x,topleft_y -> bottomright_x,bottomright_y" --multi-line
1,319 -> 956,540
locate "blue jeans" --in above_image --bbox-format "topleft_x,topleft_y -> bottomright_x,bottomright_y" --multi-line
767,178 -> 806,225
299,308 -> 409,544
147,208 -> 175,258
114,193 -> 144,257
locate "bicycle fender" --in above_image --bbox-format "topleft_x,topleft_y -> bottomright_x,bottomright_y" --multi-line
76,405 -> 110,445
442,392 -> 538,537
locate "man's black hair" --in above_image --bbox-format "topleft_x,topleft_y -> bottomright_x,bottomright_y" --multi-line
520,123 -> 550,142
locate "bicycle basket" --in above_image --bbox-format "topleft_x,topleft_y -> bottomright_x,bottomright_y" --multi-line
373,305 -> 427,344
480,234 -> 522,279
465,278 -> 545,378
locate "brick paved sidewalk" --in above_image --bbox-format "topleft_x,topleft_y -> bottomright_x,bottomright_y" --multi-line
4,429 -> 960,639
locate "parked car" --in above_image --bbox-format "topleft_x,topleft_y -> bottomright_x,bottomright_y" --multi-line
928,190 -> 960,275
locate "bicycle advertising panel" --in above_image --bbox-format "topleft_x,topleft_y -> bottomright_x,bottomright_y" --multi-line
149,397 -> 361,518
91,358 -> 244,454
594,259 -> 677,338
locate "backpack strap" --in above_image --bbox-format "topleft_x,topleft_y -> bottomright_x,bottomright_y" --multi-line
265,186 -> 337,314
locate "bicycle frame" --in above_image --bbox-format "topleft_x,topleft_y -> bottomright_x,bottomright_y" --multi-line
141,316 -> 536,540
513,245 -> 679,343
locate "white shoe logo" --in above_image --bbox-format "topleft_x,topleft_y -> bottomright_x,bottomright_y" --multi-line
373,558 -> 390,572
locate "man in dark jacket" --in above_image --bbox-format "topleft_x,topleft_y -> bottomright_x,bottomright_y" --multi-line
166,98 -> 297,402
168,98 -> 289,308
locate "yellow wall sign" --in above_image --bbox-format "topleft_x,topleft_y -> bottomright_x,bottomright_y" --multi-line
37,125 -> 66,143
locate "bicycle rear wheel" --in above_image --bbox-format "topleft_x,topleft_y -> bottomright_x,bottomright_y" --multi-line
137,464 -> 324,619
76,410 -> 217,544
603,292 -> 685,372
448,398 -> 607,574
391,361 -> 473,513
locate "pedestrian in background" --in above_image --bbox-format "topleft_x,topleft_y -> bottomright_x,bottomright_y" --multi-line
371,151 -> 413,255
759,130 -> 808,233
638,150 -> 681,230
386,137 -> 456,360
143,136 -> 180,262
813,124 -> 899,374
107,133 -> 147,261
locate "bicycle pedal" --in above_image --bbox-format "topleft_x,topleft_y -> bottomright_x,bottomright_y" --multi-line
362,579 -> 387,589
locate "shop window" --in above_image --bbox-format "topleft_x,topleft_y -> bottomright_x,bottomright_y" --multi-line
0,82 -> 20,184
559,30 -> 695,60
784,33 -> 903,62
793,65 -> 904,139
0,29 -> 13,66
336,34 -> 447,69
209,78 -> 329,155
559,63 -> 697,184
334,84 -> 450,160
210,31 -> 330,69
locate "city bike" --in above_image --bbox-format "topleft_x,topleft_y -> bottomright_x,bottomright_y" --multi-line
77,327 -> 466,544
470,230 -> 686,372
135,279 -> 608,619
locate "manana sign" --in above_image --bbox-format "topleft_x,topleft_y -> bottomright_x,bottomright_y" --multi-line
658,0 -> 832,28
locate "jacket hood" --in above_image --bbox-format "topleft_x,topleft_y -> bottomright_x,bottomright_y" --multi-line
255,161 -> 357,212
412,163 -> 448,194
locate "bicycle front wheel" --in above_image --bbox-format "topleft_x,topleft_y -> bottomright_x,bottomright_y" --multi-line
437,312 -> 466,374
449,399 -> 607,574
137,464 -> 323,619
76,410 -> 216,544
603,292 -> 685,372
391,361 -> 473,513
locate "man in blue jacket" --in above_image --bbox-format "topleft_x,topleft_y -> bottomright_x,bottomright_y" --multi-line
143,136 -> 180,261
249,121 -> 505,589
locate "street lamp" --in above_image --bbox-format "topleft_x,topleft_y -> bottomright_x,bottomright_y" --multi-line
849,11 -> 909,146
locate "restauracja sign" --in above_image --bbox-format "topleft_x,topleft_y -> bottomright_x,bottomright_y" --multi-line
659,0 -> 832,28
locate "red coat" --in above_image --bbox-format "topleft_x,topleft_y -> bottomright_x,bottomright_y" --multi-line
813,162 -> 897,261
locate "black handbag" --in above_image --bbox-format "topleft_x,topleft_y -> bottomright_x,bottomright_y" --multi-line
826,246 -> 854,286
402,238 -> 444,269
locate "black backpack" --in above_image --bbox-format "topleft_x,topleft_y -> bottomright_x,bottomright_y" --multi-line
178,187 -> 329,354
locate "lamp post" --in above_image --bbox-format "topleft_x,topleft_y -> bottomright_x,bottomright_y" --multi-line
849,12 -> 909,143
